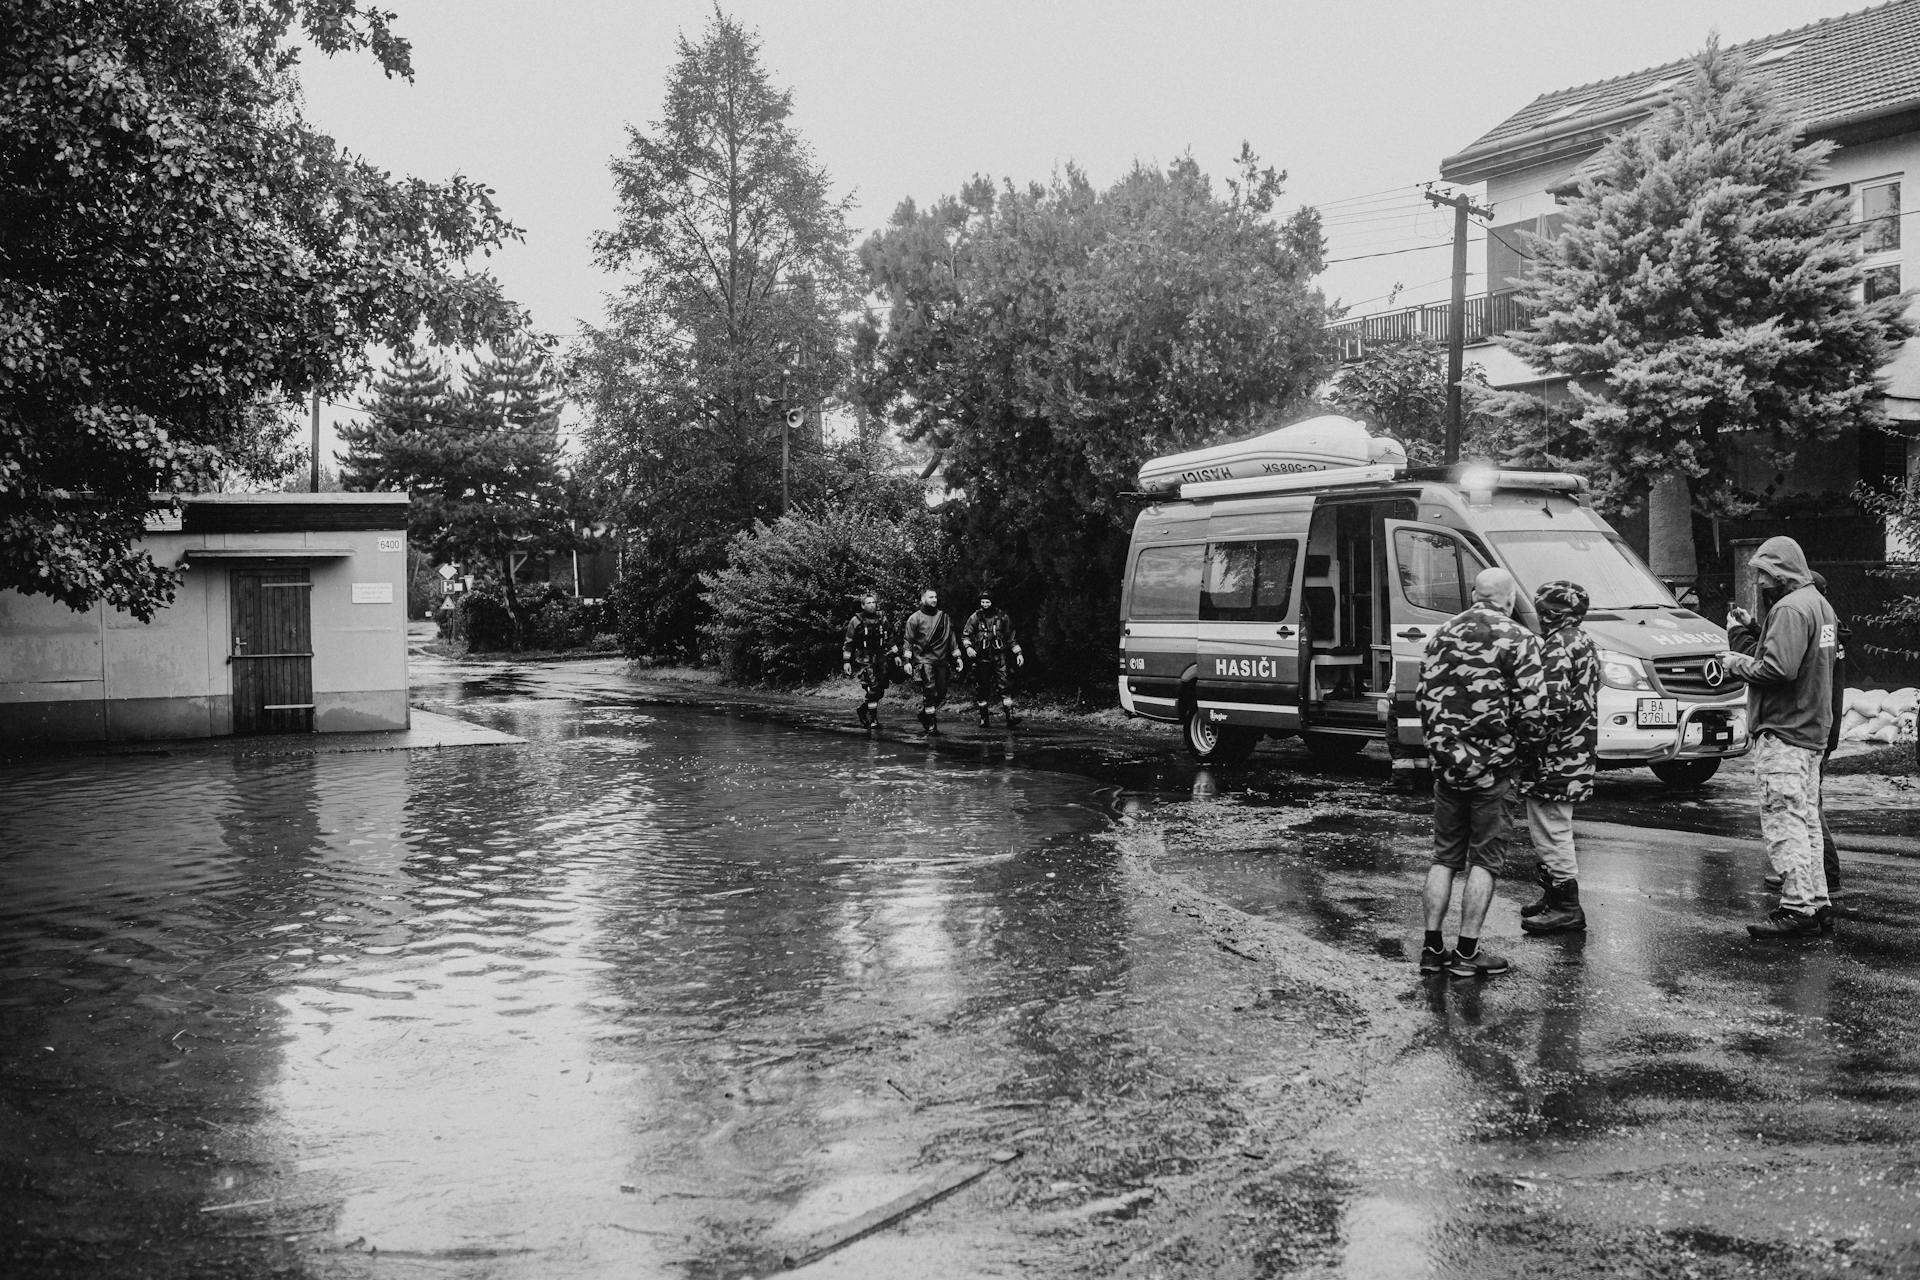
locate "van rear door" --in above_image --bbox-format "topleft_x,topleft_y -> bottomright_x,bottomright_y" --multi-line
1381,520 -> 1490,750
1120,536 -> 1203,722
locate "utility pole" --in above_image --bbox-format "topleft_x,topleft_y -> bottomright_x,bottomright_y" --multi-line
310,391 -> 322,492
1422,187 -> 1493,464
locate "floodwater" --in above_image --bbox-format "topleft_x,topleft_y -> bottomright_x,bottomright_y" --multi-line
0,699 -> 1162,1278
7,666 -> 1920,1279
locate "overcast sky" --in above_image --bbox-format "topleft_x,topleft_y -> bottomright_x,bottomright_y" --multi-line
298,0 -> 1877,379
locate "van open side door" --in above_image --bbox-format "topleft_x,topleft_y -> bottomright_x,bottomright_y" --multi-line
1381,520 -> 1490,752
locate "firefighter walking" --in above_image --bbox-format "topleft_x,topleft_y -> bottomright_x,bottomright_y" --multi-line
842,591 -> 894,731
901,588 -> 964,735
962,588 -> 1025,728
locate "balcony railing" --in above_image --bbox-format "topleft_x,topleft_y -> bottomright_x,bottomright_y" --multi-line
1329,288 -> 1535,363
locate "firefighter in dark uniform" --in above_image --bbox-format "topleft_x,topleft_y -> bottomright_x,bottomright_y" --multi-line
842,591 -> 894,730
901,587 -> 964,734
962,588 -> 1025,728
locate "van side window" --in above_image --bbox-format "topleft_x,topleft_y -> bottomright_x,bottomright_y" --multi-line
1130,544 -> 1204,619
1201,540 -> 1298,622
1394,528 -> 1485,614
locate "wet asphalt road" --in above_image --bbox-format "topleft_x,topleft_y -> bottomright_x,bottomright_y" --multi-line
2,654 -> 1918,1279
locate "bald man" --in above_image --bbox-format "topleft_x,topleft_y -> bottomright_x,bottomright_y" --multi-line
1414,567 -> 1548,979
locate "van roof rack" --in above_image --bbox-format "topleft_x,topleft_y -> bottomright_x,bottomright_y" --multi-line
1169,462 -> 1589,503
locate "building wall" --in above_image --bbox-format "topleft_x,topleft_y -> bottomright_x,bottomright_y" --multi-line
0,521 -> 409,743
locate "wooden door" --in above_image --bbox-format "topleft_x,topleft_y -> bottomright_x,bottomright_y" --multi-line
230,567 -> 314,734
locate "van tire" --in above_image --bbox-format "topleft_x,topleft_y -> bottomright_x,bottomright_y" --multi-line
1650,758 -> 1720,788
1182,706 -> 1260,765
1303,731 -> 1368,759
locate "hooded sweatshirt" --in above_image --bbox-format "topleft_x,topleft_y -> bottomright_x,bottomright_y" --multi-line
1723,536 -> 1839,754
1521,580 -> 1599,804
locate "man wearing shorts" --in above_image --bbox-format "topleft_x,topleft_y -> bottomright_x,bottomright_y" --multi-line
1415,568 -> 1547,978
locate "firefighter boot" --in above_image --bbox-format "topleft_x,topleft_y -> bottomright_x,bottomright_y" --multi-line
855,702 -> 872,729
1519,863 -> 1553,919
1003,700 -> 1021,728
977,703 -> 991,729
1522,878 -> 1586,935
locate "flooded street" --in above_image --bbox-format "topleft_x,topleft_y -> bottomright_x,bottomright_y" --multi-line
4,659 -> 1920,1278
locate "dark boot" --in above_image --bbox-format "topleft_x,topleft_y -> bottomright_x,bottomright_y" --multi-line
1522,878 -> 1586,934
1519,863 -> 1553,918
977,703 -> 991,728
1003,704 -> 1021,728
855,703 -> 872,729
918,708 -> 935,734
1747,906 -> 1823,940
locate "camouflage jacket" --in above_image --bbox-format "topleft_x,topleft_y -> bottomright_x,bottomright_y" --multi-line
1520,621 -> 1598,803
1416,602 -> 1548,792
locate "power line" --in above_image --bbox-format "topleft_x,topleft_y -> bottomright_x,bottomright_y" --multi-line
1325,238 -> 1486,265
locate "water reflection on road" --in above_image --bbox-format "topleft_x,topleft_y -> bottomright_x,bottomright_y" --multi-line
0,699 -> 1117,1278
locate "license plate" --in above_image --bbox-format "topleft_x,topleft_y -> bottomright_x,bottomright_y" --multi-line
1636,697 -> 1678,728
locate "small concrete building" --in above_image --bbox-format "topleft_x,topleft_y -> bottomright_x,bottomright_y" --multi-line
1,493 -> 411,742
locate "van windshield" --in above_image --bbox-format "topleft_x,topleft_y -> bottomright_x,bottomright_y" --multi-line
1486,530 -> 1677,610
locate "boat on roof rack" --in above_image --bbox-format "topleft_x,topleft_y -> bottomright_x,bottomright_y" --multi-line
1137,415 -> 1586,502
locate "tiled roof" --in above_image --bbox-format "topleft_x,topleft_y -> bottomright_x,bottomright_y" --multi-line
1443,0 -> 1920,181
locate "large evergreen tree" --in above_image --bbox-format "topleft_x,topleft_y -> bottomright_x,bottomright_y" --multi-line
341,338 -> 574,646
1499,39 -> 1912,577
860,150 -> 1334,681
572,9 -> 858,657
2,0 -> 520,619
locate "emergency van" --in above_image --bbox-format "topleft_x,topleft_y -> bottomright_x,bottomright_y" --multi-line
1119,415 -> 1750,785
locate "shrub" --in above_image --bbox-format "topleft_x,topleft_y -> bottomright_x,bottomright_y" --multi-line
460,583 -> 606,653
699,505 -> 946,685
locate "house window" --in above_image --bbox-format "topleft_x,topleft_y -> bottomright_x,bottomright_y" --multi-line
1861,180 -> 1901,254
1865,264 -> 1903,303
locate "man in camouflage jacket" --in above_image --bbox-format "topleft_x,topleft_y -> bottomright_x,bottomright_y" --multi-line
1415,568 -> 1547,979
1518,580 -> 1599,936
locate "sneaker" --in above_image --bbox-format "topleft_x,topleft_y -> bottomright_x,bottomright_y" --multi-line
1747,906 -> 1822,940
1419,945 -> 1450,975
1447,948 -> 1512,978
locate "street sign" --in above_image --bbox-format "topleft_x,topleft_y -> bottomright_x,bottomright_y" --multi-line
436,563 -> 457,581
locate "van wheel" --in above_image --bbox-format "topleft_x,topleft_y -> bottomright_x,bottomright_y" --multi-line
1650,758 -> 1720,788
1303,731 -> 1368,759
1183,707 -> 1260,765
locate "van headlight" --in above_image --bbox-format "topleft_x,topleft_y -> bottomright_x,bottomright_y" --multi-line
1598,649 -> 1655,692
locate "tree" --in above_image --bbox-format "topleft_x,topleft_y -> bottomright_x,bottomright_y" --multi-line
573,8 -> 859,658
699,504 -> 946,685
1324,335 -> 1495,466
340,338 -> 574,647
859,149 -> 1334,683
1,0 -> 521,620
1498,39 -> 1913,577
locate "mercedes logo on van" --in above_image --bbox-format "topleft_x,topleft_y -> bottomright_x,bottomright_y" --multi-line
1703,657 -> 1725,688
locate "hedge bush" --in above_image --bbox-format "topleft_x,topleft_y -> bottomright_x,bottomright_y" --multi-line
699,506 -> 946,685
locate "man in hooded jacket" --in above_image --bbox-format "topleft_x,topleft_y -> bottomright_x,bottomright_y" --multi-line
1517,580 -> 1599,936
1720,536 -> 1840,940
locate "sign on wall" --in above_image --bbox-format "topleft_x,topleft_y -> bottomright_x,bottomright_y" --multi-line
351,582 -> 395,605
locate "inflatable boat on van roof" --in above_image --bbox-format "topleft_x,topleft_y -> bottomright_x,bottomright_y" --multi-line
1137,414 -> 1588,503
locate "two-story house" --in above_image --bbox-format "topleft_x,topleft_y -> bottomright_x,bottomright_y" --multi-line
1335,0 -> 1920,564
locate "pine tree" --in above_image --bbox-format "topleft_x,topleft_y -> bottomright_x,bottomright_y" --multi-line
341,340 -> 574,647
1499,39 -> 1912,577
573,10 -> 858,658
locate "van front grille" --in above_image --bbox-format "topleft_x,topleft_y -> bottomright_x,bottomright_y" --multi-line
1652,656 -> 1739,700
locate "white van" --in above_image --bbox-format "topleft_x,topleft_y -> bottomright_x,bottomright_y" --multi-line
1119,416 -> 1749,786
